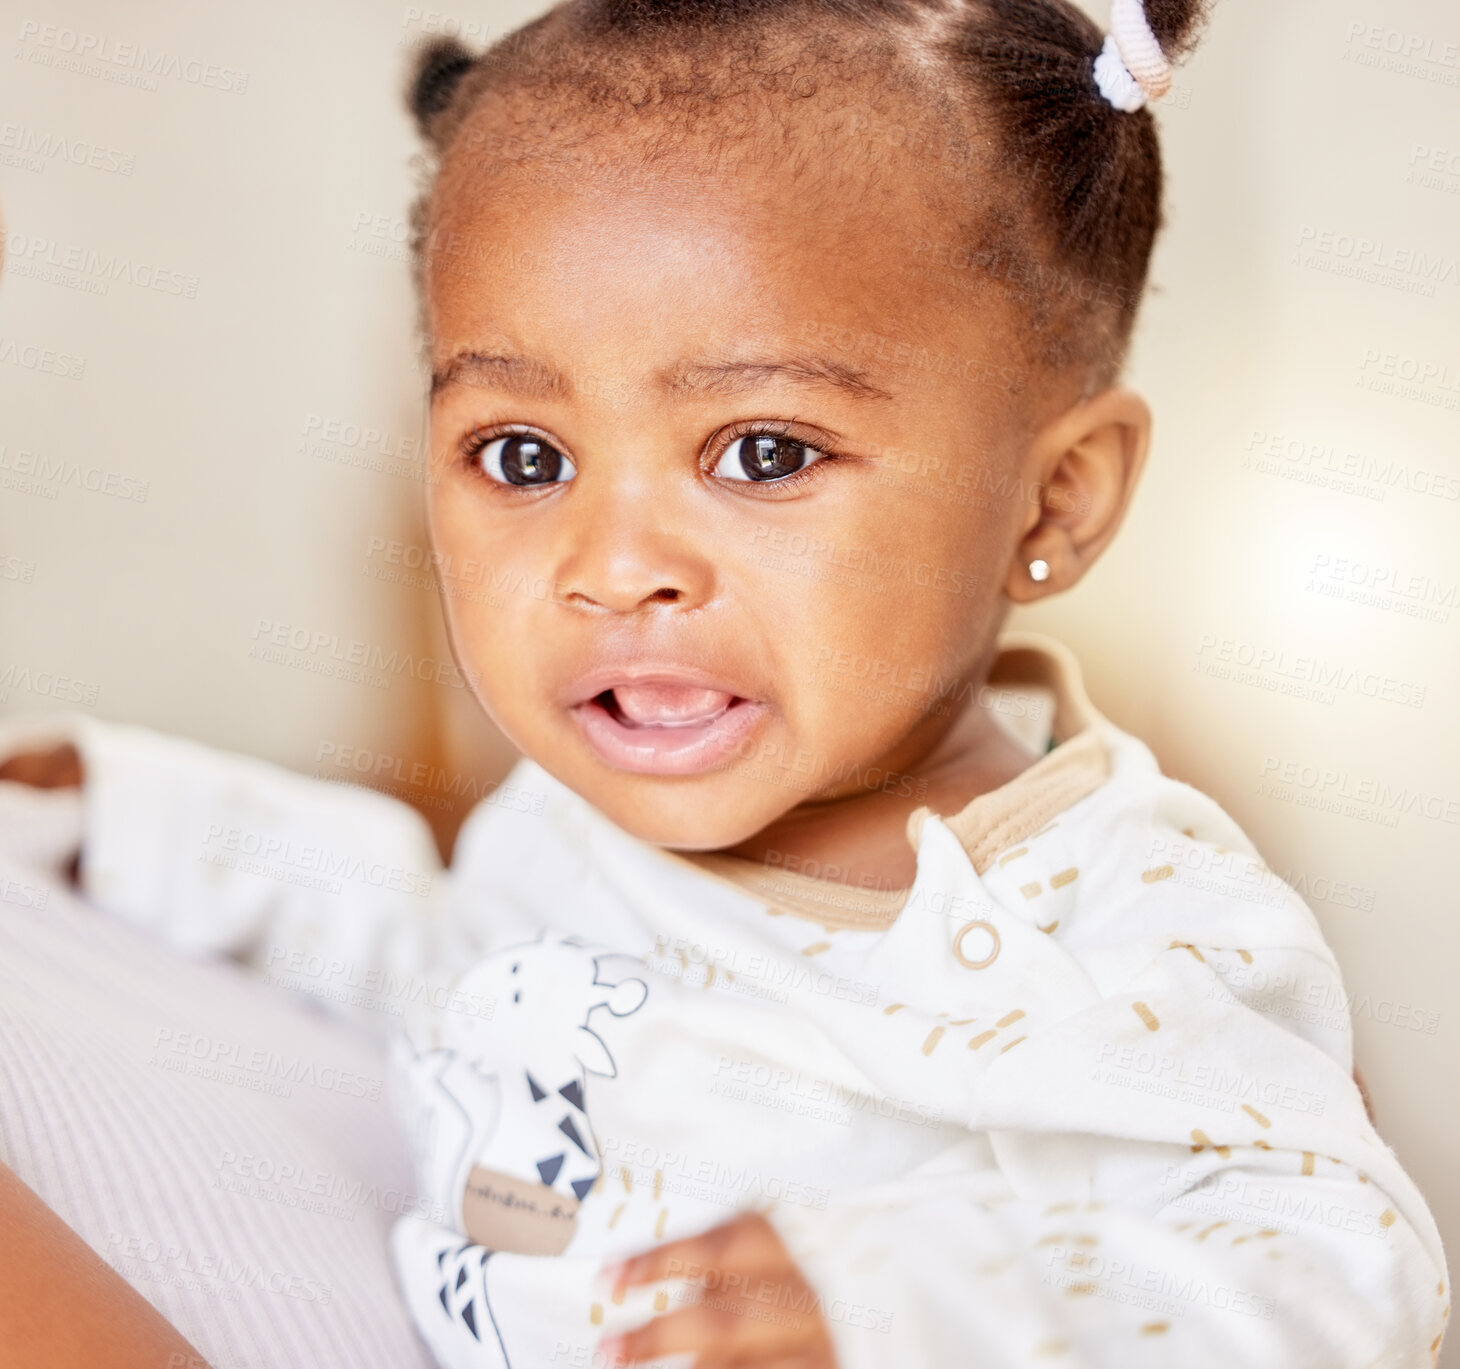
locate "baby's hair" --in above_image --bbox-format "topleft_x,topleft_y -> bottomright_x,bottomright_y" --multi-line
404,0 -> 1212,385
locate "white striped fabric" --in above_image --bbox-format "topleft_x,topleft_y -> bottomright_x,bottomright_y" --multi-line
0,803 -> 435,1369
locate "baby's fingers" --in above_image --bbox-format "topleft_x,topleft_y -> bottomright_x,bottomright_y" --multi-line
0,743 -> 82,789
599,1297 -> 803,1367
598,1302 -> 731,1364
600,1215 -> 835,1365
606,1212 -> 779,1296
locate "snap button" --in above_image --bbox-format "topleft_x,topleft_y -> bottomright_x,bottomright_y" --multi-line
953,919 -> 1001,970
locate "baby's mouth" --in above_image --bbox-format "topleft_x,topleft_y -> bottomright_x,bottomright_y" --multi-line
566,674 -> 767,776
597,683 -> 736,729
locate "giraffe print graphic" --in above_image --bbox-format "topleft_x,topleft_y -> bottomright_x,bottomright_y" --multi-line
390,936 -> 647,1366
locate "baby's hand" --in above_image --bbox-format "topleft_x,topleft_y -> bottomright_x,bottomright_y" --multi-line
599,1212 -> 837,1367
0,742 -> 83,789
0,743 -> 84,881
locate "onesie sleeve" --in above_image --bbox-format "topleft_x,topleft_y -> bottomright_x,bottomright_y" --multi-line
769,938 -> 1449,1368
0,711 -> 448,1034
763,796 -> 1449,1369
770,1136 -> 1443,1369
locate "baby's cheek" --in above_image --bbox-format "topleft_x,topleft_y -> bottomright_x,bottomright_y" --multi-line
786,584 -> 951,724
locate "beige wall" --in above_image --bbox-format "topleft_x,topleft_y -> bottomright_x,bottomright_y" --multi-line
2,0 -> 1455,1345
1037,2 -> 1460,1333
0,0 -> 527,847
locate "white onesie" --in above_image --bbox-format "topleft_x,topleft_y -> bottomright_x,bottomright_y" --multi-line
4,629 -> 1448,1369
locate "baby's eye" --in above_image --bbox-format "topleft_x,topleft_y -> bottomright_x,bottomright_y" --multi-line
473,433 -> 577,486
714,433 -> 829,483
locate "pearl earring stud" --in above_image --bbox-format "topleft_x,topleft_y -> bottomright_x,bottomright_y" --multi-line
1028,558 -> 1051,583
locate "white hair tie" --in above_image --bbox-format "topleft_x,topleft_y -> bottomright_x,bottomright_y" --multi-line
1093,0 -> 1172,112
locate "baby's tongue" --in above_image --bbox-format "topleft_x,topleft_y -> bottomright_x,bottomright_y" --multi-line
611,683 -> 733,726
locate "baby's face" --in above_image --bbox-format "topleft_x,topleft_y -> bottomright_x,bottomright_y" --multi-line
423,115 -> 1042,849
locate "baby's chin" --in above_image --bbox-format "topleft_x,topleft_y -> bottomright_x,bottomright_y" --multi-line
571,772 -> 790,854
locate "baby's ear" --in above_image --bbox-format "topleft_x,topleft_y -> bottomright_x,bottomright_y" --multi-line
407,36 -> 478,146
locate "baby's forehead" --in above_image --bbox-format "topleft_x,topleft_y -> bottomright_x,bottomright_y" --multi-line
430,31 -> 982,229
416,33 -> 1037,395
428,121 -> 982,337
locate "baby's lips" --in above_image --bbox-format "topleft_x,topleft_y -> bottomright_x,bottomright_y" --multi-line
560,658 -> 760,712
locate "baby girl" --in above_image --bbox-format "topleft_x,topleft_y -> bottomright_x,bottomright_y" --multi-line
1,0 -> 1447,1365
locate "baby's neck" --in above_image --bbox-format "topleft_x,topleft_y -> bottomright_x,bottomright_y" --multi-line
719,697 -> 1042,892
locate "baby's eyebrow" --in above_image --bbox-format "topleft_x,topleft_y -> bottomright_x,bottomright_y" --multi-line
431,351 -> 567,400
663,355 -> 895,403
430,349 -> 895,403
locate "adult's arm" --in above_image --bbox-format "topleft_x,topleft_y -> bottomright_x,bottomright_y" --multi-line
0,1161 -> 209,1369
